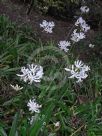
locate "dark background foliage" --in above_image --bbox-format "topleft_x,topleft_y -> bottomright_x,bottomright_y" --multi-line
17,0 -> 102,30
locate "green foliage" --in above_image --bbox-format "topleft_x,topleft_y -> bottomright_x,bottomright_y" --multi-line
9,113 -> 19,136
21,0 -> 81,19
35,0 -> 81,19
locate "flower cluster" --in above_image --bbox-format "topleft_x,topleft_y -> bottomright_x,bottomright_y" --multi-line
65,60 -> 90,83
58,41 -> 71,52
75,17 -> 90,32
17,64 -> 44,84
71,29 -> 85,43
40,20 -> 55,33
27,98 -> 42,113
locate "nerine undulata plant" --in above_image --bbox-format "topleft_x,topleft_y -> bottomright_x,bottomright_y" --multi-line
16,1 -> 94,123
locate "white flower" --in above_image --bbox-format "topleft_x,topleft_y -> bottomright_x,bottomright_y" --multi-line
75,17 -> 90,32
65,60 -> 90,83
58,40 -> 71,52
74,60 -> 84,68
81,23 -> 90,32
65,65 -> 79,79
71,29 -> 85,42
80,6 -> 89,13
27,99 -> 42,113
10,84 -> 23,91
17,64 -> 44,84
54,121 -> 60,127
40,20 -> 55,33
76,70 -> 88,83
89,44 -> 95,48
75,17 -> 85,26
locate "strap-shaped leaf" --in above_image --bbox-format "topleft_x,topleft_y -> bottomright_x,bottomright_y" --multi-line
0,127 -> 7,136
9,112 -> 19,136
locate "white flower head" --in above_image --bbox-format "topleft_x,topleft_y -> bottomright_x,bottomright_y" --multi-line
17,64 -> 44,84
65,60 -> 90,83
75,17 -> 90,32
80,6 -> 89,13
40,20 -> 55,33
58,40 -> 71,52
27,99 -> 42,113
54,121 -> 60,127
75,17 -> 85,26
10,84 -> 23,91
89,44 -> 95,48
71,29 -> 85,42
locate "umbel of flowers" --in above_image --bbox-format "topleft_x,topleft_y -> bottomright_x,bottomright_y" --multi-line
65,60 -> 90,83
27,98 -> 42,113
40,20 -> 55,33
17,64 -> 44,84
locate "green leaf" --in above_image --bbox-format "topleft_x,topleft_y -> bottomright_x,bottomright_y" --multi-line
9,112 -> 19,136
0,127 -> 7,136
30,103 -> 54,136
